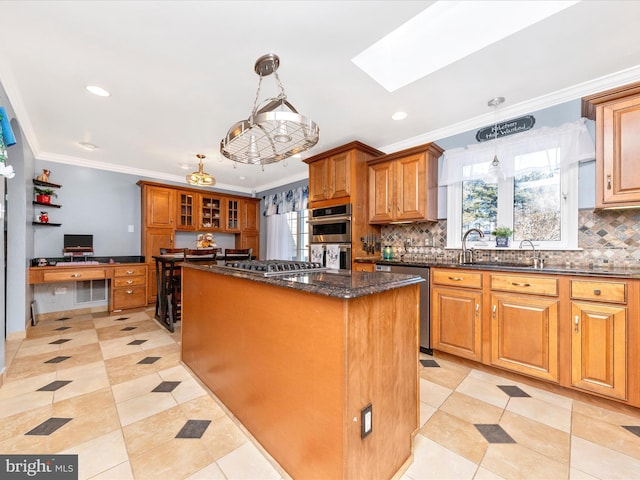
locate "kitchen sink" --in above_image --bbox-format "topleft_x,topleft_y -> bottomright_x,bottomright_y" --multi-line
463,261 -> 543,269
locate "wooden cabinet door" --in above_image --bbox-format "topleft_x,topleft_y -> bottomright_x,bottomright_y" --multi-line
145,186 -> 175,228
571,301 -> 627,400
242,199 -> 259,232
226,198 -> 240,232
490,293 -> 559,382
329,151 -> 351,199
395,153 -> 426,221
199,194 -> 224,231
369,161 -> 394,223
353,263 -> 375,272
431,286 -> 482,361
176,190 -> 196,230
308,158 -> 329,203
237,231 -> 259,258
599,95 -> 640,207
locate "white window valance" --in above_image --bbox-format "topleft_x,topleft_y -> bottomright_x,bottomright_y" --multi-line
439,119 -> 595,186
263,186 -> 308,216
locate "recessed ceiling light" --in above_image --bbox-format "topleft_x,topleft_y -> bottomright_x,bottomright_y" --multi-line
78,142 -> 97,151
352,0 -> 579,92
392,111 -> 408,121
179,163 -> 190,170
85,85 -> 111,97
239,176 -> 246,180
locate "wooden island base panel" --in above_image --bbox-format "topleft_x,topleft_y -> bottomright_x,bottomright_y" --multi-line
181,265 -> 422,480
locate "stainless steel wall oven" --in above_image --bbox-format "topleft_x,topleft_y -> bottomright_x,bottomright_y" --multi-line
308,204 -> 352,270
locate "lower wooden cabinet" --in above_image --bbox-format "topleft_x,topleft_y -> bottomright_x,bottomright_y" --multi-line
432,285 -> 482,361
111,265 -> 148,311
570,301 -> 627,400
352,262 -> 375,272
490,293 -> 559,382
430,267 -> 638,407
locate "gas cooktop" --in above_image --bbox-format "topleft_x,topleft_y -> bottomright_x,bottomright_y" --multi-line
220,260 -> 327,277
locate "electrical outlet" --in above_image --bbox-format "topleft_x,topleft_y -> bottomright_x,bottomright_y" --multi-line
361,404 -> 372,438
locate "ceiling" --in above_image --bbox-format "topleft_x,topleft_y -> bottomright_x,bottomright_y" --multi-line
0,1 -> 639,194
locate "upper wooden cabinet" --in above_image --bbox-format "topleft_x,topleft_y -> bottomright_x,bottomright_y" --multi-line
304,141 -> 383,208
199,193 -> 224,231
583,82 -> 640,208
176,190 -> 196,231
240,198 -> 259,232
144,185 -> 175,228
367,143 -> 443,224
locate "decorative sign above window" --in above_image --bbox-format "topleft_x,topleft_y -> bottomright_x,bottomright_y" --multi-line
475,115 -> 536,142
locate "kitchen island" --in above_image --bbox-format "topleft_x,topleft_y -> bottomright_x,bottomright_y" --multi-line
180,264 -> 423,480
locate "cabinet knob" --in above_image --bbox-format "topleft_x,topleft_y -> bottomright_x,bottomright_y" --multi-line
126,290 -> 133,294
71,273 -> 81,278
126,270 -> 134,275
492,305 -> 497,319
126,280 -> 133,284
574,315 -> 579,333
607,174 -> 612,190
593,289 -> 601,295
475,304 -> 479,316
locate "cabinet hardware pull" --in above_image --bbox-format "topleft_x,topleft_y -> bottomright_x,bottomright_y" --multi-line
593,289 -> 601,295
125,290 -> 133,294
396,204 -> 400,213
511,282 -> 530,287
574,315 -> 579,333
126,270 -> 134,275
475,304 -> 479,316
387,204 -> 391,213
607,174 -> 612,190
71,273 -> 81,278
448,276 -> 464,281
492,305 -> 497,319
126,280 -> 133,284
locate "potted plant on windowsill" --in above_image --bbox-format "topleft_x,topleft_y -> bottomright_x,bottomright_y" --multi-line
492,226 -> 513,247
34,187 -> 57,204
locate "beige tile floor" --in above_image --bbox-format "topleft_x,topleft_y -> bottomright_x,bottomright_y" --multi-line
2,308 -> 640,479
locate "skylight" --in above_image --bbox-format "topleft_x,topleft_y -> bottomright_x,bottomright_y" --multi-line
352,0 -> 579,92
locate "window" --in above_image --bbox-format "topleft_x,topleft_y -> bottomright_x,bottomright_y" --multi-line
285,210 -> 309,261
443,120 -> 594,250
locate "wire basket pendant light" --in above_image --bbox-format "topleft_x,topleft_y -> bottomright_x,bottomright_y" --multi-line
186,154 -> 215,186
220,54 -> 319,166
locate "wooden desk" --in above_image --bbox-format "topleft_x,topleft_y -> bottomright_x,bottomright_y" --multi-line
29,263 -> 148,313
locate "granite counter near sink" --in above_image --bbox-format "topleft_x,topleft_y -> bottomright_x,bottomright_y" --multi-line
366,259 -> 640,279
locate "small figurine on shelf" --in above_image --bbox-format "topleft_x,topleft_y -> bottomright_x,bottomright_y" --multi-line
36,169 -> 51,182
196,233 -> 215,249
38,211 -> 49,223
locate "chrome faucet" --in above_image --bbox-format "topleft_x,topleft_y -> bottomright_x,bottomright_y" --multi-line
519,239 -> 543,268
461,228 -> 484,264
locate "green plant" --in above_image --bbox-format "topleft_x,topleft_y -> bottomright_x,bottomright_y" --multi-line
34,186 -> 57,197
491,226 -> 513,237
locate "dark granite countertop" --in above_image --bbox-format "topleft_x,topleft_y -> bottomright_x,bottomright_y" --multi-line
182,263 -> 424,299
373,259 -> 640,279
30,255 -> 145,267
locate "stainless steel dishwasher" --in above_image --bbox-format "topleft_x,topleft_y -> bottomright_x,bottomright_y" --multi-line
375,263 -> 431,354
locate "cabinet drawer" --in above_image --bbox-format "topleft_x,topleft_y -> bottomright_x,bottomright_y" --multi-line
432,270 -> 482,288
113,286 -> 147,310
490,274 -> 558,296
113,276 -> 146,287
571,279 -> 626,303
43,269 -> 106,283
114,265 -> 147,277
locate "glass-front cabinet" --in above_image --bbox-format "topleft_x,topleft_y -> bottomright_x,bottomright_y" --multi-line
226,198 -> 240,232
199,194 -> 223,231
176,190 -> 196,230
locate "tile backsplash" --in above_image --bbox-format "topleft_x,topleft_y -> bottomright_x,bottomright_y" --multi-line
381,208 -> 640,268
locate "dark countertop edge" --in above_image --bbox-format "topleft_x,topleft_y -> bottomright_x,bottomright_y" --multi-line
182,263 -> 425,299
373,260 -> 640,279
31,256 -> 145,267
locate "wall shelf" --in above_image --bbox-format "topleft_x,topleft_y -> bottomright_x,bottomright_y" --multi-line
33,179 -> 62,188
32,222 -> 62,227
33,201 -> 61,208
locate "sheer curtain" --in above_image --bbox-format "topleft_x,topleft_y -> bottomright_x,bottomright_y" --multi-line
263,186 -> 308,260
439,119 -> 595,185
266,214 -> 292,260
